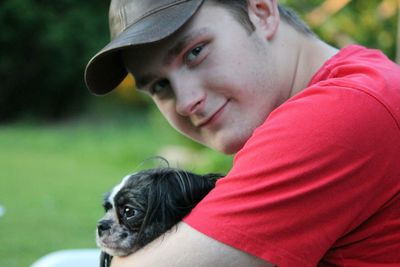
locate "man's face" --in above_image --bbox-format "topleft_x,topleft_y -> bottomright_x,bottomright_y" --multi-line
123,3 -> 287,154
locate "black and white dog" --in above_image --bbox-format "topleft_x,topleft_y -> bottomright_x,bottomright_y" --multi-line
96,167 -> 221,267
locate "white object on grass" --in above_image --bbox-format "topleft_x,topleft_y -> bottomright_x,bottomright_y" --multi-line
0,205 -> 5,217
30,249 -> 101,267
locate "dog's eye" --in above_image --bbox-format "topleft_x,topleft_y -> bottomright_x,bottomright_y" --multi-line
123,206 -> 137,219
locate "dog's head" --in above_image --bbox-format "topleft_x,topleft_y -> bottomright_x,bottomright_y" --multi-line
96,167 -> 221,257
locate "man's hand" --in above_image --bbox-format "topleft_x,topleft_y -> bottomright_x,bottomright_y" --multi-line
110,222 -> 273,267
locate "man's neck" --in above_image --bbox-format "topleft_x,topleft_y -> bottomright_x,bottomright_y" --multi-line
295,37 -> 338,95
273,22 -> 339,99
290,34 -> 339,97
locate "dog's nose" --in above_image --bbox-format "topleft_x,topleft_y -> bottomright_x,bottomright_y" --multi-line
97,220 -> 112,236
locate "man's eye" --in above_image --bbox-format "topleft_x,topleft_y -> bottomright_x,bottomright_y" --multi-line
150,79 -> 169,95
123,206 -> 137,219
185,44 -> 205,64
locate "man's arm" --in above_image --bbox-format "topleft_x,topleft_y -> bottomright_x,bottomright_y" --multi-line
111,222 -> 274,267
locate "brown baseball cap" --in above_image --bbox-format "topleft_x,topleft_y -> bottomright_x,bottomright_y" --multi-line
85,0 -> 205,95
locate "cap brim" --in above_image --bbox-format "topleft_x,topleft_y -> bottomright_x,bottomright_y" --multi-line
85,0 -> 204,95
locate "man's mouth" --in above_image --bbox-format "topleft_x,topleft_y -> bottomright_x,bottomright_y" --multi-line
197,100 -> 229,128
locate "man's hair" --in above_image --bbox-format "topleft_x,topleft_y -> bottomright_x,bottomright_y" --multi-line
211,0 -> 314,35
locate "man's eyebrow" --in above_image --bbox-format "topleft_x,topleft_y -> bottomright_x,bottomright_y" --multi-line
164,28 -> 210,65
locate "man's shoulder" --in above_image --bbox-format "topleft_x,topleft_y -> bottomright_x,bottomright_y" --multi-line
306,44 -> 400,123
242,83 -> 400,162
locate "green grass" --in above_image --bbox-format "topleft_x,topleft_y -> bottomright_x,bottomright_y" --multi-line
0,112 -> 232,267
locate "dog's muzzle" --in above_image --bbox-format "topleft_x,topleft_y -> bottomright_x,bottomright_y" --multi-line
97,219 -> 113,237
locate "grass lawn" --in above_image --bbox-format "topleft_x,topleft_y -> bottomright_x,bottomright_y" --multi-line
0,112 -> 231,267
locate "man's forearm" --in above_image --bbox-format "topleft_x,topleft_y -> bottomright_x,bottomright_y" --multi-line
110,222 -> 272,267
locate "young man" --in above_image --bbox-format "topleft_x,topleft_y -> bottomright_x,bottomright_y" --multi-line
85,0 -> 400,266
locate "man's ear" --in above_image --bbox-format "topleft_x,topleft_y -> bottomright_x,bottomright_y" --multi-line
248,0 -> 280,40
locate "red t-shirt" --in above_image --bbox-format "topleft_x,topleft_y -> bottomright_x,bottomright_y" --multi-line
184,45 -> 400,266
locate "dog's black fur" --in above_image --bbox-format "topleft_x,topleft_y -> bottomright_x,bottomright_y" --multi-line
97,167 -> 222,267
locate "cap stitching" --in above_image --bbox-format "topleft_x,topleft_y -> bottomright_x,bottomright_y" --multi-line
122,0 -> 127,30
127,0 -> 192,29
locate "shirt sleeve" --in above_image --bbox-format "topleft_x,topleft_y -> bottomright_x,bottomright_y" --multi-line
183,85 -> 400,267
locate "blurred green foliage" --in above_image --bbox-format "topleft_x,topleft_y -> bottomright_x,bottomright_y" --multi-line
0,0 -> 109,122
0,0 -> 398,122
282,0 -> 398,59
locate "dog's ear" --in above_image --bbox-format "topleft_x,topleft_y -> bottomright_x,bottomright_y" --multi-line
157,170 -> 223,217
184,172 -> 223,203
132,169 -> 224,249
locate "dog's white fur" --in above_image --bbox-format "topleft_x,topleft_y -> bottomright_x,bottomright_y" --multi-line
96,173 -> 138,257
109,174 -> 134,207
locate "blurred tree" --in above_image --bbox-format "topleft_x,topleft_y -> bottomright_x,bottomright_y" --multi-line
113,73 -> 151,109
0,0 -> 109,122
282,0 -> 398,60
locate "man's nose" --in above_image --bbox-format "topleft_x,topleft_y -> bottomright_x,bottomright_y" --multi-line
171,75 -> 205,116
